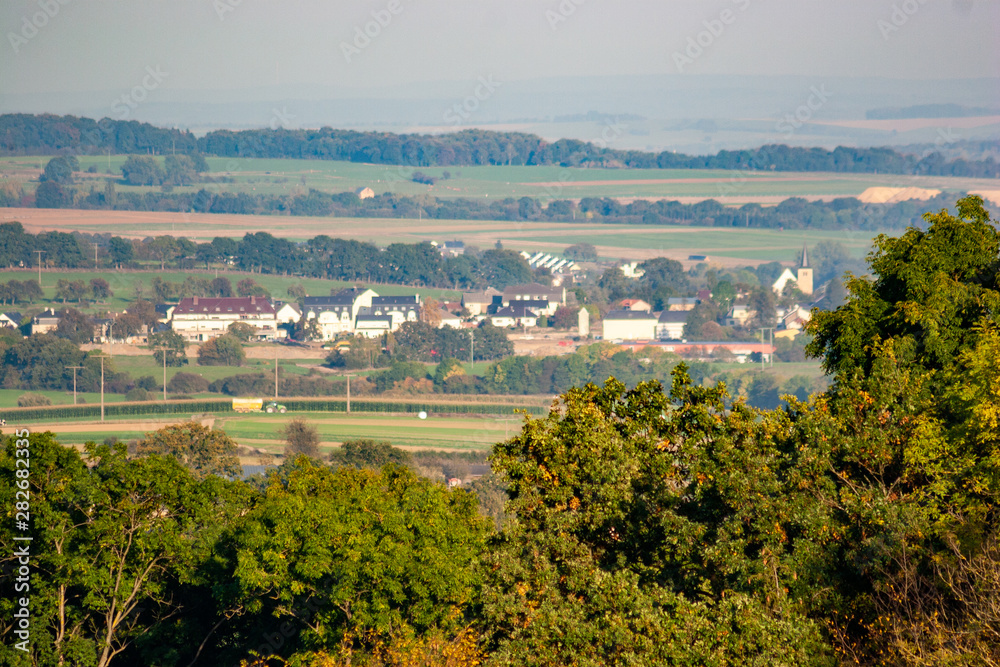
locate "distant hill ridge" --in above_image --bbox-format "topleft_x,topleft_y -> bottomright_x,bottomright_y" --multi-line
866,103 -> 1000,120
1,113 -> 997,178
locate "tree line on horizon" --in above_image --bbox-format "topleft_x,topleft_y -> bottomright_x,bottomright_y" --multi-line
2,112 -> 998,177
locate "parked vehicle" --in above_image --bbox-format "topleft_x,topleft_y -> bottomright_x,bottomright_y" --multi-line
232,398 -> 287,413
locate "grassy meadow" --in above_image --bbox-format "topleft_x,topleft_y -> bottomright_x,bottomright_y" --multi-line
2,155 -> 990,202
18,411 -> 521,452
2,269 -> 461,313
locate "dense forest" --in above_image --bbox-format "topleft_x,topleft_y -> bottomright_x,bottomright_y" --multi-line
1,196 -> 998,666
3,113 -> 998,177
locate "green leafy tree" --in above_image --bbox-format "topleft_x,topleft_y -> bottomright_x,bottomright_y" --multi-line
479,249 -> 533,289
331,439 -> 412,469
90,277 -> 112,301
808,195 -> 999,385
148,329 -> 187,367
41,155 -> 79,184
433,357 -> 465,387
711,280 -> 737,309
597,267 -> 630,301
34,181 -> 72,208
227,321 -> 257,341
802,195 -> 1000,660
147,236 -> 179,271
236,277 -> 270,298
0,436 -> 249,667
54,308 -> 95,344
121,155 -> 164,186
280,417 -> 321,459
163,154 -> 198,185
474,321 -> 514,360
0,334 -> 87,389
482,374 -> 832,666
745,286 -> 777,330
197,334 -> 245,366
108,236 -> 133,268
55,278 -> 88,303
564,243 -> 598,262
550,305 -> 578,330
134,421 -> 241,478
325,334 -> 385,369
112,312 -> 145,339
210,276 -> 233,297
214,461 -> 489,658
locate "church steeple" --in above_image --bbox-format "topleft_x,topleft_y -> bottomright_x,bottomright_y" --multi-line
796,244 -> 813,296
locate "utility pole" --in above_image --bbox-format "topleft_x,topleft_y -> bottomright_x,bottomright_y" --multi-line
96,355 -> 108,421
152,347 -> 170,401
760,327 -> 774,368
274,348 -> 279,399
469,328 -> 475,374
345,374 -> 355,414
66,366 -> 83,405
34,250 -> 44,287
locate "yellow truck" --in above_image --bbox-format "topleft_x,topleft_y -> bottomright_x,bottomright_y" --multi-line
232,398 -> 287,413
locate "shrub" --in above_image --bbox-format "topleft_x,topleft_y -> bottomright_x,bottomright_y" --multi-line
168,372 -> 210,394
331,438 -> 412,469
17,392 -> 51,407
280,375 -> 341,397
373,361 -> 430,393
125,388 -> 152,401
197,334 -> 245,366
208,373 -> 270,396
281,418 -> 320,459
135,375 -> 160,391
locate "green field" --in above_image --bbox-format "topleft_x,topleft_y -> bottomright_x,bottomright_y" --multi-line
218,413 -> 515,450
6,152 -> 958,265
523,227 -> 877,261
3,155 -> 991,203
0,388 -> 131,408
1,269 -> 460,313
1,216 -> 882,266
26,412 -> 521,452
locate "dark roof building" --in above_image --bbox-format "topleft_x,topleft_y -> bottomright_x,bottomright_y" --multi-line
657,311 -> 690,324
0,312 -> 23,328
502,283 -> 565,305
507,299 -> 549,311
604,309 -> 659,321
172,296 -> 275,316
371,295 -> 420,312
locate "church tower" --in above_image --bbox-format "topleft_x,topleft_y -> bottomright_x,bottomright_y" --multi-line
796,244 -> 813,296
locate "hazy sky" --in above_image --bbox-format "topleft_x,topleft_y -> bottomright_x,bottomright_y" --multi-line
2,0 -> 998,97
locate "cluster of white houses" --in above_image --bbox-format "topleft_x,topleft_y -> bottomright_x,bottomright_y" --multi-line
162,282 -> 572,342
6,282 -> 578,344
461,283 -> 567,328
164,288 -> 430,342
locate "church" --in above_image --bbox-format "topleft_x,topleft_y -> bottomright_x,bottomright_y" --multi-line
771,245 -> 813,296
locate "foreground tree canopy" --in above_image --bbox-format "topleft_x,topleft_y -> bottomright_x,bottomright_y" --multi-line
1,196 -> 997,666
